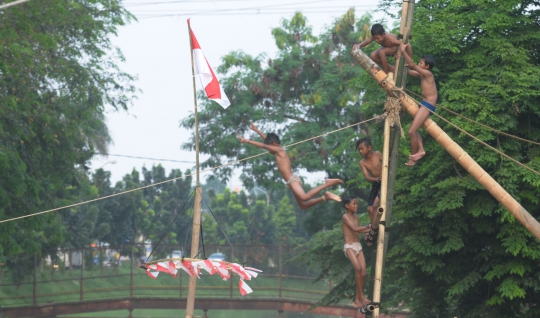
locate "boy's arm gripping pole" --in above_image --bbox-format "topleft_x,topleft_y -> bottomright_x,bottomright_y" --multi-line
350,47 -> 540,242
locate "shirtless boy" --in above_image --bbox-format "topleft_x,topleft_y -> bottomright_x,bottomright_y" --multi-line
353,23 -> 412,74
237,121 -> 342,209
341,195 -> 371,308
399,42 -> 438,166
357,138 -> 382,223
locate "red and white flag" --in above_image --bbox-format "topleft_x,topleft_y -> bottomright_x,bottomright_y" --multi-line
145,270 -> 159,279
189,20 -> 231,109
238,279 -> 253,296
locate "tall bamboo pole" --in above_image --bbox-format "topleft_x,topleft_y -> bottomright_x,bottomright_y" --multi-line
186,19 -> 204,318
371,116 -> 391,315
350,47 -> 540,242
371,3 -> 416,317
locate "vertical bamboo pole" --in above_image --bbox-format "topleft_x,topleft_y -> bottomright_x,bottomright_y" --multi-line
371,115 -> 391,316
186,19 -> 204,318
350,47 -> 540,241
372,3 -> 416,317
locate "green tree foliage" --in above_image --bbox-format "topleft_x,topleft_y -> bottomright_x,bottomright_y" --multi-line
0,0 -> 135,277
204,188 -> 277,246
274,196 -> 297,244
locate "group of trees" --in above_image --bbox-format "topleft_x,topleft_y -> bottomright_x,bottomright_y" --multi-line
181,1 -> 540,317
0,0 -> 135,278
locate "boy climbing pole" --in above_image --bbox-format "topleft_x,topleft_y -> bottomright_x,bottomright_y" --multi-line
353,23 -> 412,74
237,121 -> 342,209
357,138 -> 382,223
398,42 -> 438,166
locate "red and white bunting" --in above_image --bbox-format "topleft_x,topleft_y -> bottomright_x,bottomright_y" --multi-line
229,263 -> 251,280
145,270 -> 159,279
238,279 -> 253,296
214,261 -> 231,281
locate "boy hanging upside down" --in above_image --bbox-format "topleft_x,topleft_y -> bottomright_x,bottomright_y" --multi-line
341,195 -> 371,308
398,42 -> 438,166
353,23 -> 412,74
237,121 -> 342,209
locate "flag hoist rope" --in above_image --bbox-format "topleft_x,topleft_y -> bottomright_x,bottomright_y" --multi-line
0,116 -> 380,224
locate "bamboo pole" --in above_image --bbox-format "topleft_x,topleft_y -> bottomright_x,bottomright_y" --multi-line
372,3 -> 416,317
371,116 -> 391,315
350,47 -> 540,242
186,19 -> 204,318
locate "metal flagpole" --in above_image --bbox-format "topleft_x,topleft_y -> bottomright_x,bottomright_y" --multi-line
185,19 -> 204,318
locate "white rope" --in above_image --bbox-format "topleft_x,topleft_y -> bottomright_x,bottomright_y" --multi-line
0,0 -> 32,10
0,117 -> 380,224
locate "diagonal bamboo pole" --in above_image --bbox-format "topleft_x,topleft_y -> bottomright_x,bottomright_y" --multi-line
351,47 -> 540,242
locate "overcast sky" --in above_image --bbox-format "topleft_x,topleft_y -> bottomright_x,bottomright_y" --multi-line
90,0 -> 398,189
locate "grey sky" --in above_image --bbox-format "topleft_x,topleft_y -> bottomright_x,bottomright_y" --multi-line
90,0 -> 397,189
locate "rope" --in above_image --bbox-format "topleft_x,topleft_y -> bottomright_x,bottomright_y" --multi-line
383,85 -> 405,137
404,88 -> 540,147
145,190 -> 195,263
205,200 -> 234,252
0,117 -> 380,224
404,94 -> 540,177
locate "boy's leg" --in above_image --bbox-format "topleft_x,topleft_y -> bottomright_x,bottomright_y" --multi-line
367,206 -> 374,224
356,251 -> 370,305
377,46 -> 398,73
288,180 -> 342,204
289,182 -> 341,210
372,195 -> 380,221
406,107 -> 430,166
369,48 -> 383,64
345,248 -> 369,306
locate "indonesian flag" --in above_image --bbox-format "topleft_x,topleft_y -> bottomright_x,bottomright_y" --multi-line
238,279 -> 253,296
188,20 -> 231,109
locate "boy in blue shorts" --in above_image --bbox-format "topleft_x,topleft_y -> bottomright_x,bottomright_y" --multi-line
398,42 -> 438,166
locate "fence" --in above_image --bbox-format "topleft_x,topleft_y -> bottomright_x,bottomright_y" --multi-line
0,244 -> 333,308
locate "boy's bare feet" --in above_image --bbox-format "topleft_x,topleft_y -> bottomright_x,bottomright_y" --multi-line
325,179 -> 343,186
405,158 -> 417,166
353,301 -> 363,308
324,192 -> 342,202
360,297 -> 371,306
409,151 -> 425,161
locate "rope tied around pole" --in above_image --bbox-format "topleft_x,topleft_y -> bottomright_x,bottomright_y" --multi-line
383,84 -> 405,137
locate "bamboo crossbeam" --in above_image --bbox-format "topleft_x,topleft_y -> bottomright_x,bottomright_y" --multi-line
351,47 -> 540,242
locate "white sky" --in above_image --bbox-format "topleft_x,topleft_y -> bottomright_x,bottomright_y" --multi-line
90,0 -> 398,189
